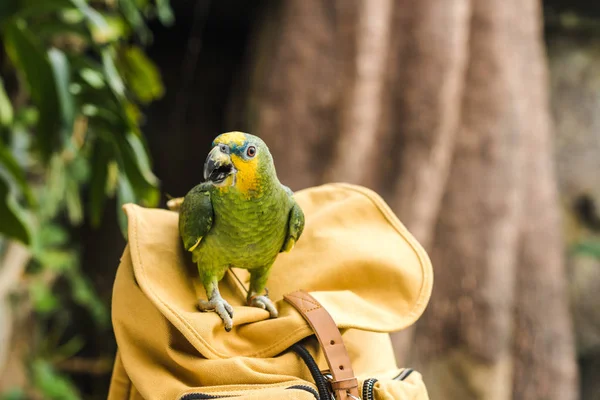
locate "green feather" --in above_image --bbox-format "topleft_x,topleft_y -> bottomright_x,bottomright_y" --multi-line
178,134 -> 305,294
179,182 -> 213,251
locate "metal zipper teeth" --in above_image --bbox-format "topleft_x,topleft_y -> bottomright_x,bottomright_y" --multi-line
180,369 -> 416,400
361,368 -> 415,400
285,384 -> 320,399
362,378 -> 378,400
179,385 -> 319,400
179,393 -> 232,400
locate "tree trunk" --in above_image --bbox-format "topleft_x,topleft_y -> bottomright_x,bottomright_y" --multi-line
242,0 -> 347,190
409,0 -> 577,398
381,0 -> 472,360
231,0 -> 577,398
244,0 -> 471,243
411,0 -> 526,397
383,0 -> 471,247
510,3 -> 577,399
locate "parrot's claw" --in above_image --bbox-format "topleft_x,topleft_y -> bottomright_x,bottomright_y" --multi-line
197,297 -> 234,331
248,295 -> 278,318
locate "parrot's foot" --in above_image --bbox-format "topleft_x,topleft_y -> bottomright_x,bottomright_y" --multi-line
248,295 -> 278,318
198,296 -> 234,331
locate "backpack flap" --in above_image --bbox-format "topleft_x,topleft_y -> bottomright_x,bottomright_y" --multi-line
111,183 -> 433,399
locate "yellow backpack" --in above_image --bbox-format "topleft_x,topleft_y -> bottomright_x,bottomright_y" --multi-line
108,183 -> 433,400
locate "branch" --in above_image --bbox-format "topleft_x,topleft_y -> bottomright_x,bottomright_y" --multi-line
0,240 -> 31,298
0,240 -> 32,384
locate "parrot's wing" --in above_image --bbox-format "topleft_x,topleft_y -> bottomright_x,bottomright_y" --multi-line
281,188 -> 305,252
179,183 -> 214,252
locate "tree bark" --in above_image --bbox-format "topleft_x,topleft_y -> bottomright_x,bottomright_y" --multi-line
381,0 -> 472,361
383,0 -> 471,247
325,0 -> 392,184
245,0 -> 471,244
411,0 -> 526,397
243,0 -> 349,190
232,0 -> 577,398
511,4 -> 578,397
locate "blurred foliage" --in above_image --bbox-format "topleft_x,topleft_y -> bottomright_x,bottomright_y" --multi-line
545,10 -> 600,35
0,0 -> 172,398
571,239 -> 600,259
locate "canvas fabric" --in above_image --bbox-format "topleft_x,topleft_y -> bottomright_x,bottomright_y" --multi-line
108,183 -> 433,400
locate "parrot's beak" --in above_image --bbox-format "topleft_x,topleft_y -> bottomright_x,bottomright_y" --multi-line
204,145 -> 237,184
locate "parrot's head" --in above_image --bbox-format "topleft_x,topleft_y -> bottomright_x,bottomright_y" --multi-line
203,131 -> 277,193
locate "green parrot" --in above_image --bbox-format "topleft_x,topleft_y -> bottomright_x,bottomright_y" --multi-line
171,131 -> 305,331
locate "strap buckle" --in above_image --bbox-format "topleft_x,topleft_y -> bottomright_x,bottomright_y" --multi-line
322,371 -> 360,400
284,291 -> 361,400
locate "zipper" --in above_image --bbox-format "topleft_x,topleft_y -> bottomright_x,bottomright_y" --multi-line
180,394 -> 232,400
179,385 -> 319,400
286,384 -> 320,399
181,368 -> 416,400
362,368 -> 415,400
362,378 -> 378,400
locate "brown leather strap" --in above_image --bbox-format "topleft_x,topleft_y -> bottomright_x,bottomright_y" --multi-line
284,291 -> 359,400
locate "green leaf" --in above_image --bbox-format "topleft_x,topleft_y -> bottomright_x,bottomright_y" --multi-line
67,271 -> 109,327
14,106 -> 38,127
66,152 -> 89,183
124,101 -> 142,134
53,335 -> 84,361
101,47 -> 125,98
34,18 -> 91,45
0,77 -> 13,127
79,68 -> 105,89
2,0 -> 71,22
31,359 -> 80,400
120,45 -> 164,104
65,179 -> 83,225
89,140 -> 111,227
106,160 -> 119,197
116,173 -> 135,238
118,0 -> 151,44
59,8 -> 84,24
4,20 -> 60,161
571,240 -> 600,259
73,12 -> 128,44
0,173 -> 32,245
70,0 -> 112,44
39,154 -> 66,219
38,223 -> 69,247
155,0 -> 174,26
37,249 -> 76,271
0,0 -> 18,23
48,48 -> 75,142
126,132 -> 158,186
29,280 -> 59,314
0,387 -> 25,400
0,141 -> 34,205
112,132 -> 159,207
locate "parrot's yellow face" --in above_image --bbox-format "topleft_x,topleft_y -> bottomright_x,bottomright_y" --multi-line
204,132 -> 275,195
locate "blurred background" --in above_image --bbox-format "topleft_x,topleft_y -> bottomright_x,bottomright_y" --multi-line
0,0 -> 600,399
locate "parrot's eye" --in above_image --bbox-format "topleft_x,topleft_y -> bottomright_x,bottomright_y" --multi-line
246,146 -> 256,158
